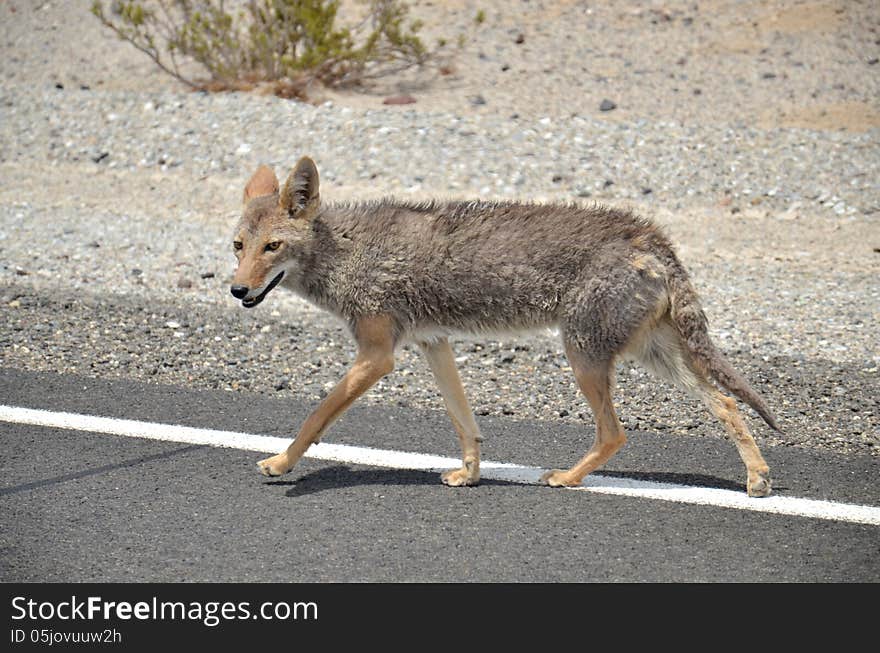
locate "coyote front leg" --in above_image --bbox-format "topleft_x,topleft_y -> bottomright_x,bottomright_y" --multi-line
420,338 -> 482,486
257,316 -> 395,477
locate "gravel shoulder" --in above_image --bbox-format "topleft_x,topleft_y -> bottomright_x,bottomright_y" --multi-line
0,1 -> 878,459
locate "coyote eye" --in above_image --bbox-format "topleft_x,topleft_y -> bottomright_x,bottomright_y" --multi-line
265,241 -> 282,252
233,241 -> 243,251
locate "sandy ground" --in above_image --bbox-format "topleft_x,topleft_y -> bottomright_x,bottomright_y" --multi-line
3,1 -> 878,129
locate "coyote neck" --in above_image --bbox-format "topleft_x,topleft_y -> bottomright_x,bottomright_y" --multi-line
293,211 -> 355,319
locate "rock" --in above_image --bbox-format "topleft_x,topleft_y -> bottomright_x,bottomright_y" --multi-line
200,271 -> 215,279
514,33 -> 525,44
470,95 -> 487,106
177,277 -> 193,289
599,99 -> 617,111
382,95 -> 416,105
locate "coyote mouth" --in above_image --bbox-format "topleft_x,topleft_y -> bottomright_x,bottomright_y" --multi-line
241,271 -> 285,308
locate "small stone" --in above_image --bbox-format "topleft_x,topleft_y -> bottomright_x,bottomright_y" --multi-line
470,94 -> 487,106
92,152 -> 109,163
599,99 -> 617,112
87,240 -> 100,248
200,271 -> 215,279
177,277 -> 193,289
14,267 -> 28,276
514,33 -> 525,44
130,268 -> 143,276
382,94 -> 416,105
165,321 -> 181,329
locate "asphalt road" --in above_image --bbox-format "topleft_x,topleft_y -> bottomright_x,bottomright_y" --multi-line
1,367 -> 878,583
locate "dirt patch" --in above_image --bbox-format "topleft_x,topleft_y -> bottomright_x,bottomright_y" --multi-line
761,101 -> 880,132
759,2 -> 845,33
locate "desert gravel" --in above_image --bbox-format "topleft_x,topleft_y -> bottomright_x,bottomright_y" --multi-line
0,1 -> 877,460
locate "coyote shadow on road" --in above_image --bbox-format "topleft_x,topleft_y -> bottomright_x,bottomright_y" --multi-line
266,464 -> 752,497
267,465 -> 520,497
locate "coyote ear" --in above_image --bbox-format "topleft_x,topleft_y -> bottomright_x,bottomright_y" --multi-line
243,165 -> 279,203
280,157 -> 320,217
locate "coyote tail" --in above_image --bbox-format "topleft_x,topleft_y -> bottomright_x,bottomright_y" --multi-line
664,257 -> 781,432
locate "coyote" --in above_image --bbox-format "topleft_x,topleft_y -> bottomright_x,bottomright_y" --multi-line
231,157 -> 778,496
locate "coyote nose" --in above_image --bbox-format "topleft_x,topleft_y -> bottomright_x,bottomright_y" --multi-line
230,284 -> 249,299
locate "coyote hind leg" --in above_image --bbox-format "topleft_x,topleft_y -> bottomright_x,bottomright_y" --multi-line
541,353 -> 626,487
701,387 -> 771,497
635,319 -> 771,497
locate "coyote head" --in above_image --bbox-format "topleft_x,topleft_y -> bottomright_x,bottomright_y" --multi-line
230,157 -> 320,308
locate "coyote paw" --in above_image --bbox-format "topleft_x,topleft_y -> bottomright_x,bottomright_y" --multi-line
540,469 -> 580,487
441,467 -> 480,487
747,470 -> 772,497
257,454 -> 291,478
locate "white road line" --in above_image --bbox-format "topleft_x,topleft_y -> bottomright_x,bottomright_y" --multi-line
2,404 -> 879,526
